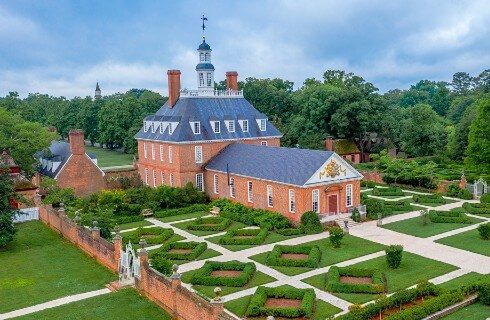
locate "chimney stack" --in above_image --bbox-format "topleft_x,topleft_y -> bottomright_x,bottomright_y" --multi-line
325,136 -> 334,151
226,71 -> 238,91
167,70 -> 181,108
69,129 -> 85,155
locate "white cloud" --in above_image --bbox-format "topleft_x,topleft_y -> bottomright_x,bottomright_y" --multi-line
0,5 -> 41,40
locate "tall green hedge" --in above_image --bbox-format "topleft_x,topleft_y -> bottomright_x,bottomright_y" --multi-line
190,261 -> 255,287
462,202 -> 490,215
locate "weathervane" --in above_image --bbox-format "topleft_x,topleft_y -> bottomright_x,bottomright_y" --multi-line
201,14 -> 208,41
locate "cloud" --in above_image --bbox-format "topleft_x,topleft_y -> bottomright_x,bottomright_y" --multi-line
0,5 -> 41,40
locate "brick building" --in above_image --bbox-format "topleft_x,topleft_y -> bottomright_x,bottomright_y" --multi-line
35,130 -> 106,197
135,33 -> 362,223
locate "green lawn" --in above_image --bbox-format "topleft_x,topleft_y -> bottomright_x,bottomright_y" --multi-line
250,235 -> 386,276
0,221 -> 117,313
181,269 -> 276,298
171,219 -> 246,236
224,285 -> 341,320
16,289 -> 172,320
117,220 -> 152,230
206,230 -> 304,251
440,302 -> 490,320
436,228 -> 490,256
157,211 -> 208,223
437,272 -> 489,291
86,146 -> 134,168
382,215 -> 483,238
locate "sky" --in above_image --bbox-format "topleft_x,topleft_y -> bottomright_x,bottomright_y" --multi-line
1,0 -> 489,98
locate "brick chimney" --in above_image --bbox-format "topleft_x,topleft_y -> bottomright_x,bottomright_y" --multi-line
325,136 -> 334,151
167,70 -> 181,108
225,71 -> 238,91
68,129 -> 85,155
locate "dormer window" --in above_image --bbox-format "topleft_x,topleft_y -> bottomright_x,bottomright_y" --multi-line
151,122 -> 156,133
191,122 -> 201,134
159,122 -> 165,134
143,121 -> 150,132
225,120 -> 235,132
168,123 -> 174,135
259,119 -> 267,131
240,120 -> 249,132
212,121 -> 220,134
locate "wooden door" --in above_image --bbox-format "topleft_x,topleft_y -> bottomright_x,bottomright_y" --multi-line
328,194 -> 338,215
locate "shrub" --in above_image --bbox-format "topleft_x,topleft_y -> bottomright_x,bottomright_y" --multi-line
150,254 -> 173,276
351,208 -> 361,222
190,261 -> 255,287
429,210 -> 472,224
385,245 -> 403,269
329,226 -> 344,248
153,204 -> 210,218
266,245 -> 321,268
384,201 -> 412,212
372,186 -> 404,197
481,193 -> 490,203
462,202 -> 490,215
219,228 -> 268,245
122,227 -> 174,245
446,183 -> 473,199
420,210 -> 429,225
478,223 -> 490,240
412,194 -> 445,204
479,281 -> 490,305
326,266 -> 385,294
300,211 -> 323,234
275,228 -> 305,236
245,286 -> 316,318
151,241 -> 207,261
187,216 -> 231,231
362,194 -> 391,219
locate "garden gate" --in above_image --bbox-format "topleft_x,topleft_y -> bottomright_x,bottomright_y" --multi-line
119,242 -> 140,286
473,178 -> 487,199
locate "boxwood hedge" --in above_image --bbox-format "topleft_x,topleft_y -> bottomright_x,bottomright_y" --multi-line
151,241 -> 207,261
429,210 -> 472,224
190,260 -> 256,287
326,266 -> 385,294
219,228 -> 268,245
187,216 -> 231,231
122,227 -> 174,245
413,194 -> 445,204
276,228 -> 305,236
384,201 -> 412,212
462,202 -> 490,215
245,286 -> 316,318
372,187 -> 404,197
266,245 -> 321,268
153,204 -> 210,218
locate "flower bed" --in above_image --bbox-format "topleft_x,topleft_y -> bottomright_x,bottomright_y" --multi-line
266,245 -> 321,268
219,228 -> 268,245
372,187 -> 404,197
190,261 -> 256,287
151,241 -> 207,261
429,210 -> 472,224
187,216 -> 231,231
326,266 -> 385,294
462,202 -> 490,215
413,194 -> 445,204
122,227 -> 174,245
245,286 -> 316,318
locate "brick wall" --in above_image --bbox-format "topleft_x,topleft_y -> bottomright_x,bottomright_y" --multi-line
360,170 -> 384,184
57,154 -> 107,197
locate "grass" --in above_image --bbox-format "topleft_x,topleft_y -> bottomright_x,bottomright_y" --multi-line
0,221 -> 117,313
437,272 -> 489,291
250,235 -> 386,276
206,230 -> 303,251
382,215 -> 483,238
117,220 -> 152,230
171,219 -> 246,236
181,269 -> 276,298
86,146 -> 134,168
15,288 -> 172,320
157,211 -> 207,223
224,285 -> 341,320
436,228 -> 490,256
440,302 -> 490,319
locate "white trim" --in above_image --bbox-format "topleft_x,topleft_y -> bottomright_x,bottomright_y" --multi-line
152,169 -> 156,187
289,189 -> 296,213
54,153 -> 105,180
213,174 -> 219,194
196,173 -> 204,191
135,135 -> 283,144
144,168 -> 149,185
161,172 -> 165,185
312,189 -> 319,213
328,194 -> 339,214
225,120 -> 235,133
159,145 -> 164,161
168,146 -> 173,163
346,184 -> 353,207
53,154 -> 72,179
169,173 -> 174,187
304,153 -> 363,186
247,181 -> 253,203
267,185 -> 273,207
229,177 -> 236,198
261,141 -> 268,146
190,121 -> 201,135
195,145 -> 203,164
143,142 -> 148,159
151,144 -> 155,160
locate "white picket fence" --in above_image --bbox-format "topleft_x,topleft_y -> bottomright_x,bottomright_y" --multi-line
13,207 -> 39,223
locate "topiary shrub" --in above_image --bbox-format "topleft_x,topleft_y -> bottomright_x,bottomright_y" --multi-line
478,223 -> 490,240
412,194 -> 445,204
300,211 -> 323,234
151,241 -> 207,261
479,281 -> 490,305
266,245 -> 321,268
362,194 -> 391,219
122,227 -> 174,245
385,245 -> 403,269
329,226 -> 345,248
150,254 -> 173,276
187,216 -> 231,231
351,208 -> 361,222
326,266 -> 385,294
190,261 -> 256,287
219,228 -> 268,245
481,193 -> 490,204
429,210 -> 472,224
275,228 -> 305,236
217,201 -> 290,230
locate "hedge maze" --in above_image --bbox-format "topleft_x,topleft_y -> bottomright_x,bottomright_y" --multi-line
326,266 -> 385,294
413,194 -> 446,204
190,261 -> 256,287
122,227 -> 174,245
372,186 -> 405,197
186,216 -> 231,231
266,245 -> 321,268
463,202 -> 490,215
429,210 -> 472,224
219,228 -> 268,245
153,241 -> 207,261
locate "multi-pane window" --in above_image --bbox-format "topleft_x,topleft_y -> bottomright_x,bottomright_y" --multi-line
160,145 -> 164,161
205,53 -> 210,61
192,122 -> 201,134
213,175 -> 219,194
199,73 -> 204,86
267,185 -> 273,207
144,168 -> 148,185
260,119 -> 267,131
200,53 -> 204,62
207,73 -> 212,86
229,178 -> 236,198
161,172 -> 165,185
312,189 -> 319,213
196,173 -> 204,191
169,174 -> 174,187
261,141 -> 268,146
242,120 -> 248,132
247,181 -> 253,203
151,144 -> 155,160
168,146 -> 173,163
346,184 -> 353,207
143,143 -> 148,159
144,121 -> 149,132
152,170 -> 157,187
195,146 -> 203,163
168,123 -> 174,135
212,121 -> 220,133
289,189 -> 296,213
226,121 -> 235,132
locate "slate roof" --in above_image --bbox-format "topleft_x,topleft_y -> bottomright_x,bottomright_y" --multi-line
134,97 -> 283,143
198,40 -> 211,51
205,143 -> 338,186
196,63 -> 215,70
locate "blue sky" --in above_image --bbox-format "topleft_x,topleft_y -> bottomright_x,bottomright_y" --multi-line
1,0 -> 489,98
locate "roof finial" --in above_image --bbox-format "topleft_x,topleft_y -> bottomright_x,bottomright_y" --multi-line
201,14 -> 208,41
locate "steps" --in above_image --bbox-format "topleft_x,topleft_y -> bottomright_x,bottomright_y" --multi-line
334,217 -> 361,228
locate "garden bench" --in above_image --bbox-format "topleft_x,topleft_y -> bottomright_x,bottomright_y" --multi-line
142,208 -> 153,217
210,206 -> 221,216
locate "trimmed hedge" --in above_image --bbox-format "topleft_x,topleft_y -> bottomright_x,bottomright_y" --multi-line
384,201 -> 412,212
219,228 -> 268,245
150,254 -> 173,276
478,223 -> 490,240
246,286 -> 316,318
446,183 -> 473,200
326,266 -> 385,294
462,202 -> 490,215
429,210 -> 472,224
276,228 -> 305,236
190,260 -> 255,287
413,194 -> 445,204
372,186 -> 404,197
153,204 -> 210,218
187,216 -> 231,231
481,193 -> 490,204
361,180 -> 378,188
122,227 -> 174,245
300,211 -> 323,234
266,245 -> 321,268
152,241 -> 207,261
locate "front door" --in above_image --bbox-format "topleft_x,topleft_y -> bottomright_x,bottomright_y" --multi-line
328,194 -> 338,215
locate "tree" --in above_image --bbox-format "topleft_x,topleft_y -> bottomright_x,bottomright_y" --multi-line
465,98 -> 490,174
385,245 -> 403,269
451,72 -> 473,95
0,168 -> 16,247
399,80 -> 451,116
446,103 -> 477,160
328,226 -> 345,248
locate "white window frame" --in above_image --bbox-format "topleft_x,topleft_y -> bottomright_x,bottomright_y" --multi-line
143,121 -> 149,132
151,122 -> 156,133
196,173 -> 204,191
289,189 -> 296,213
212,121 -> 220,133
346,184 -> 353,207
161,172 -> 165,185
199,73 -> 204,86
312,189 -> 319,213
191,122 -> 201,134
195,145 -> 203,164
152,170 -> 157,187
168,146 -> 173,163
144,168 -> 148,185
241,120 -> 248,132
169,173 -> 174,187
267,185 -> 273,208
168,123 -> 174,135
261,141 -> 268,146
151,144 -> 155,160
199,52 -> 204,62
207,73 -> 212,86
213,174 -> 219,194
229,177 -> 235,198
143,142 -> 148,159
259,119 -> 267,131
160,145 -> 164,161
226,120 -> 235,132
247,181 -> 253,203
